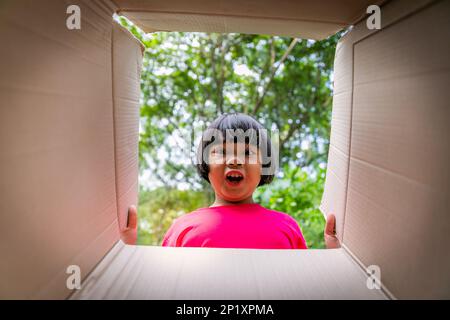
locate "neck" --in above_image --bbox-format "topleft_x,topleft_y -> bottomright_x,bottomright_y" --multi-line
210,195 -> 255,207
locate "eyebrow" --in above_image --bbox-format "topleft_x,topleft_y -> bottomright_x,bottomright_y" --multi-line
219,143 -> 258,149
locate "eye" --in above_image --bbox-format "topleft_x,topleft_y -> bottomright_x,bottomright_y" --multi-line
245,149 -> 256,156
212,147 -> 224,155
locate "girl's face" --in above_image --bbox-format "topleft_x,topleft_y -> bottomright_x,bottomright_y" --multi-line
207,142 -> 262,203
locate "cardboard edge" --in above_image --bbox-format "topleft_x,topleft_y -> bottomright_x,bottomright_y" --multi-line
348,0 -> 390,26
328,0 -> 443,300
118,10 -> 347,40
111,21 -> 144,232
71,245 -> 389,299
68,240 -> 126,300
36,219 -> 120,300
341,244 -> 396,300
113,20 -> 146,54
339,0 -> 437,45
320,0 -> 441,256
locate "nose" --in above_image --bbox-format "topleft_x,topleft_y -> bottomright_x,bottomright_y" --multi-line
226,152 -> 244,167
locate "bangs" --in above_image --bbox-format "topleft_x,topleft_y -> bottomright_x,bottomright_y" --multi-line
196,112 -> 275,187
205,113 -> 266,147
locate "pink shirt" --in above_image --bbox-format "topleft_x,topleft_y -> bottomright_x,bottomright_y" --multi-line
161,203 -> 308,249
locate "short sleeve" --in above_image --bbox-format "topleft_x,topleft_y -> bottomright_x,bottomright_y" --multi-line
161,218 -> 194,247
161,218 -> 178,246
285,217 -> 308,249
293,227 -> 308,249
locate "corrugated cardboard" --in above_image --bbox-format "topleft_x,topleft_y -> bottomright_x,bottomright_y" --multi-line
321,0 -> 450,299
0,0 -> 120,299
0,0 -> 140,299
1,0 -> 449,300
112,23 -> 144,231
113,0 -> 386,40
71,241 -> 387,300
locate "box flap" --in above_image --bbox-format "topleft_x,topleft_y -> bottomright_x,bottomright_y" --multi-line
0,0 -> 119,299
321,0 -> 450,299
112,22 -> 144,232
113,0 -> 386,40
71,242 -> 387,299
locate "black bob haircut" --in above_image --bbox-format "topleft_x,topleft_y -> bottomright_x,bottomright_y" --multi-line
196,113 -> 275,187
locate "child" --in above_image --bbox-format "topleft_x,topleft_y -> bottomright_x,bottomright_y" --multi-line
121,113 -> 340,249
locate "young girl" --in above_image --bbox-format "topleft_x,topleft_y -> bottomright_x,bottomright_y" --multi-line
121,113 -> 340,249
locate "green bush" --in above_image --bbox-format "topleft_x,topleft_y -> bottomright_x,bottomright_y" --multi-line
254,165 -> 326,248
138,165 -> 326,248
137,187 -> 210,245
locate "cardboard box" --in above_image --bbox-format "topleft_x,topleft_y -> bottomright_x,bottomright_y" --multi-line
113,0 -> 386,39
0,0 -> 449,299
320,0 -> 450,299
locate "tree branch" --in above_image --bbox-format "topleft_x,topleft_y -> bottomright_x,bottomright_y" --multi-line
217,35 -> 226,114
253,38 -> 299,114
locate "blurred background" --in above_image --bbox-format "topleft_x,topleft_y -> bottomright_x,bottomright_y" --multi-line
118,16 -> 344,249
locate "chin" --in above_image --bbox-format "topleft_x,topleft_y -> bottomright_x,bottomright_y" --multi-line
221,194 -> 247,202
221,190 -> 247,200
222,197 -> 244,202
230,199 -> 247,203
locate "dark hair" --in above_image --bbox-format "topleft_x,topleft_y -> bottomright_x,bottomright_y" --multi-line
196,113 -> 275,187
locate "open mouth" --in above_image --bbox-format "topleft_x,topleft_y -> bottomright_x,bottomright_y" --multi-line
225,170 -> 244,186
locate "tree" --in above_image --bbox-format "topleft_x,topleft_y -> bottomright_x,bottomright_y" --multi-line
118,16 -> 341,189
254,165 -> 327,248
117,16 -> 342,247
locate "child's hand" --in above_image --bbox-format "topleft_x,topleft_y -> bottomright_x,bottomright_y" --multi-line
324,213 -> 341,249
120,205 -> 138,245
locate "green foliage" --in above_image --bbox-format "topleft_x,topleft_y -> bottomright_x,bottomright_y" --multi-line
138,167 -> 326,248
137,187 -> 212,245
118,15 -> 342,186
117,15 -> 341,248
254,166 -> 326,248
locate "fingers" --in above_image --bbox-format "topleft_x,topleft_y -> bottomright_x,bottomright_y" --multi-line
120,205 -> 138,245
324,213 -> 341,249
325,213 -> 336,236
127,205 -> 138,230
